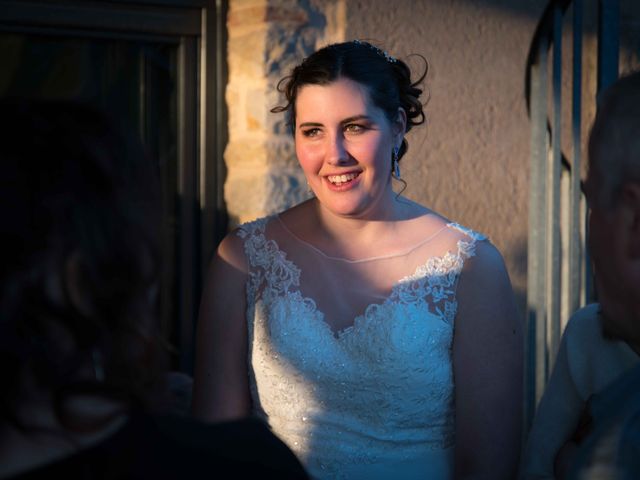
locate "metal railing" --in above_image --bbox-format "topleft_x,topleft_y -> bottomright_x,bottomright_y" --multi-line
524,0 -> 620,429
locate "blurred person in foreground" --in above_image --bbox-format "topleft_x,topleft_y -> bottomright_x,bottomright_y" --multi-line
520,70 -> 640,480
0,99 -> 308,479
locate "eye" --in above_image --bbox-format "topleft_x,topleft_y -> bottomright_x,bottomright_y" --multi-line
301,127 -> 321,138
344,123 -> 366,134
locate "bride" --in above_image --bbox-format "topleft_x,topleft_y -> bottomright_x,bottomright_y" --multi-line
192,40 -> 523,479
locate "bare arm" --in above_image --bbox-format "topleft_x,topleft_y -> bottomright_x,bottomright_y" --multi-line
453,241 -> 524,479
191,232 -> 252,421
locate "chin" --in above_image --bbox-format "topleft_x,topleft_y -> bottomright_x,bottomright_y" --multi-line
327,206 -> 365,217
317,197 -> 364,216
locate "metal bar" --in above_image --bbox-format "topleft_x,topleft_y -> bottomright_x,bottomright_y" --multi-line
525,33 -> 549,429
199,5 -> 211,275
569,0 -> 583,317
560,167 -> 571,332
597,0 -> 620,93
547,2 -> 563,370
177,36 -> 200,373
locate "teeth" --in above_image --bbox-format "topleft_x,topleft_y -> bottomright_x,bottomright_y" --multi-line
327,173 -> 359,185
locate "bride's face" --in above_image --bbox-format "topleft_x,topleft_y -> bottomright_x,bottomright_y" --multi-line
294,77 -> 405,219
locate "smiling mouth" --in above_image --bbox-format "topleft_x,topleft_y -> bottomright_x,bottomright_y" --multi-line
326,172 -> 361,186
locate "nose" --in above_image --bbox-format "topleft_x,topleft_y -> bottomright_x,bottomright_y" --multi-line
326,132 -> 351,166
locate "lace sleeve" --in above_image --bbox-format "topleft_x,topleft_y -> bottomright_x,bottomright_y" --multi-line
237,216 -> 301,304
389,223 -> 488,326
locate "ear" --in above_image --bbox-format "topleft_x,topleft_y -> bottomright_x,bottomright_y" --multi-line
620,182 -> 640,259
392,107 -> 407,141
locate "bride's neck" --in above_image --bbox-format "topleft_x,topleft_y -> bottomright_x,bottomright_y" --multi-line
316,192 -> 411,229
308,198 -> 415,257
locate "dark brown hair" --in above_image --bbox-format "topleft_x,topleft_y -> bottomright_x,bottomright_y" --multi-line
0,99 -> 166,431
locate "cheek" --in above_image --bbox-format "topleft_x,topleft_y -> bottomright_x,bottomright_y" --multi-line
370,139 -> 391,168
295,143 -> 321,174
587,209 -> 606,252
588,222 -> 606,273
296,146 -> 315,172
588,210 -> 621,286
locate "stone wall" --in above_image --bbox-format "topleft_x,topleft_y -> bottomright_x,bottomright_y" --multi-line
224,0 -> 345,225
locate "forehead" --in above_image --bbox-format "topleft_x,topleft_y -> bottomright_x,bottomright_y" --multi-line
295,78 -> 381,122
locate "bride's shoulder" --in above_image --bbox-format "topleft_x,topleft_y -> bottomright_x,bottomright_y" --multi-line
235,215 -> 275,236
405,206 -> 501,273
455,233 -> 510,295
402,201 -> 485,245
215,215 -> 278,268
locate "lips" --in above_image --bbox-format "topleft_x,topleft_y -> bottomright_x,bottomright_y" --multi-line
326,172 -> 361,186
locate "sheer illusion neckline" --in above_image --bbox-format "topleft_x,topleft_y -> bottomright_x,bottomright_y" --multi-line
240,216 -> 486,337
275,215 -> 449,264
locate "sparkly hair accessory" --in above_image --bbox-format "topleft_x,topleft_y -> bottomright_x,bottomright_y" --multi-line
353,39 -> 397,63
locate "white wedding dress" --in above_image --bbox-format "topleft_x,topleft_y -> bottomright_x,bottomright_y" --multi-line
238,215 -> 486,479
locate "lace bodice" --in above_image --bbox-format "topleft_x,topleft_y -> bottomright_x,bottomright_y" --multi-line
238,216 -> 486,479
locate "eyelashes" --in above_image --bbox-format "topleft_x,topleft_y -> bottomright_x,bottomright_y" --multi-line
301,127 -> 321,138
300,123 -> 369,138
344,123 -> 367,134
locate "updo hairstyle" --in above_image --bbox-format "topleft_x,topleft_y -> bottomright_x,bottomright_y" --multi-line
272,40 -> 428,163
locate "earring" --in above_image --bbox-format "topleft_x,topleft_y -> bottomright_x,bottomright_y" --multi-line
392,146 -> 401,178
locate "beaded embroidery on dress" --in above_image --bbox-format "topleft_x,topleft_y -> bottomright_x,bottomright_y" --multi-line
238,216 -> 486,480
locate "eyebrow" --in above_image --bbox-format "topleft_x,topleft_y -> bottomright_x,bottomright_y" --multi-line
298,114 -> 372,130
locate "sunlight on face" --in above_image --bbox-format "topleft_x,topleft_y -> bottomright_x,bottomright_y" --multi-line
294,77 -> 404,219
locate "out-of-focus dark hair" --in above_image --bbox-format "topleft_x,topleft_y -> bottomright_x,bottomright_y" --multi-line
0,99 -> 165,431
271,40 -> 428,164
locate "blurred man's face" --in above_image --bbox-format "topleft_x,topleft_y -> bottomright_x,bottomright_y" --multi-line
584,163 -> 635,340
584,164 -> 614,287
